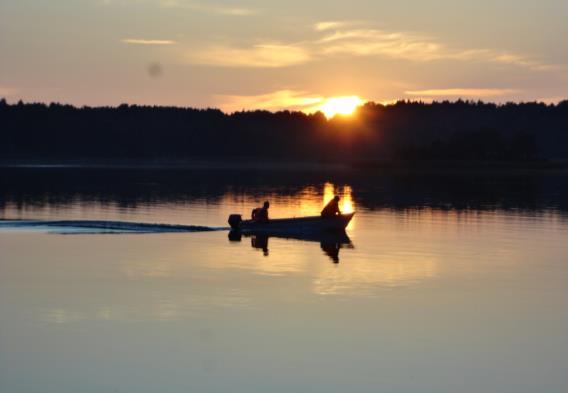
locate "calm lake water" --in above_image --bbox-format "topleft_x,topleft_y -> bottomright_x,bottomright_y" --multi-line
1,167 -> 568,393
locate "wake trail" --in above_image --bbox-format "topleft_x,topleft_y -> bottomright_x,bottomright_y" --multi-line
0,219 -> 229,234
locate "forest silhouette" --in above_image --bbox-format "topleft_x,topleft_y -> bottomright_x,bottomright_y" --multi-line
1,99 -> 567,164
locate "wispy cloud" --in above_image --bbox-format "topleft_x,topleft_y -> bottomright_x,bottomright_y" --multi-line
317,28 -> 554,70
103,0 -> 258,16
318,29 -> 444,61
405,88 -> 520,97
185,21 -> 557,71
121,38 -> 176,45
189,44 -> 311,68
488,52 -> 557,71
159,0 -> 257,15
217,89 -> 323,112
314,21 -> 354,31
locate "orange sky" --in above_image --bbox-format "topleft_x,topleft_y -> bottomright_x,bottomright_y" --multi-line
1,0 -> 567,111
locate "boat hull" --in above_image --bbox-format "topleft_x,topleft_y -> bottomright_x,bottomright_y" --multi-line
233,212 -> 354,234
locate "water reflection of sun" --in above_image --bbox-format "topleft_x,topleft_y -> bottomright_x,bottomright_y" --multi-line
219,182 -> 356,228
322,182 -> 355,229
323,183 -> 354,213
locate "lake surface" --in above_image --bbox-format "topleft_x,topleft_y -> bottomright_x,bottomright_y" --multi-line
1,167 -> 568,393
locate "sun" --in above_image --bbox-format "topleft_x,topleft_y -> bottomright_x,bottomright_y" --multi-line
318,96 -> 364,119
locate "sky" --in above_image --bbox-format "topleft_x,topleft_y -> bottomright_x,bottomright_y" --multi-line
1,0 -> 567,112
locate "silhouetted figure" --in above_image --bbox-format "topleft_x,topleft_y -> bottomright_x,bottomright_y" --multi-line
321,195 -> 341,218
251,234 -> 269,256
252,201 -> 270,223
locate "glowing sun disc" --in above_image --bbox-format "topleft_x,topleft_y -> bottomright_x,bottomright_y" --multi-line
318,96 -> 363,119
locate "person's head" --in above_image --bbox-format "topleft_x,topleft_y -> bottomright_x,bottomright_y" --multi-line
263,201 -> 270,208
334,195 -> 340,202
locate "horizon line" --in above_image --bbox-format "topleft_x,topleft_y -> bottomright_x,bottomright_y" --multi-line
1,97 -> 567,115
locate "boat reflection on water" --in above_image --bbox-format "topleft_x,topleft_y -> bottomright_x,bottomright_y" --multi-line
228,230 -> 353,263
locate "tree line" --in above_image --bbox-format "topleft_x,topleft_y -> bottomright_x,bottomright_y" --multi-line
1,98 -> 567,163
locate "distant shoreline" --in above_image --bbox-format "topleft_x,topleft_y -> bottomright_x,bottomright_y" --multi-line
3,101 -> 568,166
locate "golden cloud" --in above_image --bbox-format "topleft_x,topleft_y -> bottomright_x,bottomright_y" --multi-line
216,89 -> 323,113
314,21 -> 352,31
189,44 -> 311,68
121,38 -> 176,45
159,0 -> 258,15
317,28 -> 555,70
105,0 -> 257,15
185,22 -> 556,71
405,88 -> 520,97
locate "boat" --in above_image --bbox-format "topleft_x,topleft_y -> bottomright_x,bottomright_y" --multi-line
228,212 -> 355,234
229,228 -> 352,244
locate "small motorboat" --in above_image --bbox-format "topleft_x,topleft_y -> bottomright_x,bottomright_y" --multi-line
228,212 -> 355,234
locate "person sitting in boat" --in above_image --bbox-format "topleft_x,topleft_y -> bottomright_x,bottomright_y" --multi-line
252,201 -> 270,223
321,195 -> 341,218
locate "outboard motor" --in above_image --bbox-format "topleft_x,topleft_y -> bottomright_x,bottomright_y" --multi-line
228,214 -> 242,229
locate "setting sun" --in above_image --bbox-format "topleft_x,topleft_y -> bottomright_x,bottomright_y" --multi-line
318,96 -> 364,119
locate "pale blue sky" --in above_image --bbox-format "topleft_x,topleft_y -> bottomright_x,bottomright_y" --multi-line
1,0 -> 566,111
